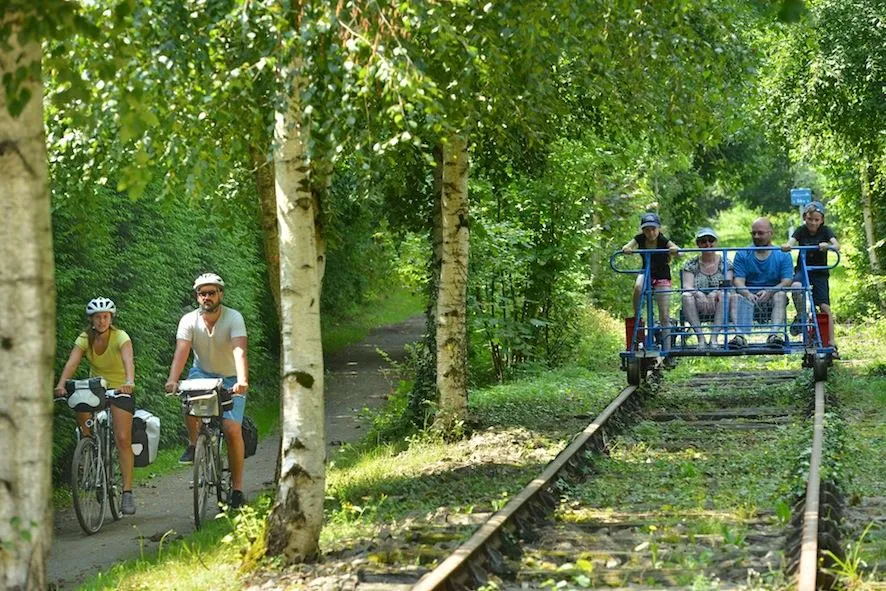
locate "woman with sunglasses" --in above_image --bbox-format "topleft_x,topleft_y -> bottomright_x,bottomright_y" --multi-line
54,297 -> 138,515
681,228 -> 732,348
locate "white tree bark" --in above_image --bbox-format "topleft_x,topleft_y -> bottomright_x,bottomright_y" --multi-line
0,16 -> 54,590
435,135 -> 470,427
264,63 -> 325,561
860,159 -> 882,274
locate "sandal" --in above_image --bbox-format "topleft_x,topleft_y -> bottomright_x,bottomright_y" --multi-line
767,333 -> 785,347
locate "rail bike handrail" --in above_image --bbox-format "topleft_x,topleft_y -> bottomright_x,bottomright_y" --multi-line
609,245 -> 840,275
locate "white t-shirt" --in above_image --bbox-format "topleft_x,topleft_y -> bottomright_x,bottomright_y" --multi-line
176,306 -> 247,377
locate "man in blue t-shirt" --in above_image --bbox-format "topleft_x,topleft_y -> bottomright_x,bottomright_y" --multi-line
730,217 -> 793,348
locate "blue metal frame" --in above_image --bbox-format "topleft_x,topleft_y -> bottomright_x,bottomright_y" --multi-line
610,245 -> 840,363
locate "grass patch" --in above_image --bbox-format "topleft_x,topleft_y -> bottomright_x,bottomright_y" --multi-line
77,496 -> 273,590
321,285 -> 423,354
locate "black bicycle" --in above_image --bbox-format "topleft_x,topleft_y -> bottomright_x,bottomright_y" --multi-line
56,378 -> 126,534
171,378 -> 233,528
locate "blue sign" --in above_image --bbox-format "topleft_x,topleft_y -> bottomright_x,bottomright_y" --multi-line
791,188 -> 813,206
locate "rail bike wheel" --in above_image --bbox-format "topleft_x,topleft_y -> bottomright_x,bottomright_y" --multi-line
627,358 -> 642,386
813,354 -> 828,382
193,433 -> 214,529
71,437 -> 106,535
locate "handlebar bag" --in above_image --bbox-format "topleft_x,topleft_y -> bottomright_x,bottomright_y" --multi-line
178,378 -> 233,416
65,377 -> 108,412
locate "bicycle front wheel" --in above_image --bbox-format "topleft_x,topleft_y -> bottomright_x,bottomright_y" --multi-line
215,431 -> 230,506
193,434 -> 214,529
71,437 -> 106,534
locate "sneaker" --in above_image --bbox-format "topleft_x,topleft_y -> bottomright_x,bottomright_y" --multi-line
767,333 -> 785,347
728,335 -> 746,349
790,316 -> 803,337
121,491 -> 136,515
831,346 -> 840,360
228,489 -> 246,510
178,445 -> 195,464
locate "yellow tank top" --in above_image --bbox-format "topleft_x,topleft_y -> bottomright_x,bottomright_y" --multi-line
74,328 -> 132,388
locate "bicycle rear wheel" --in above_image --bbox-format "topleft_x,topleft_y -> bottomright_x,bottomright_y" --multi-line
71,437 -> 106,534
106,427 -> 122,521
193,433 -> 214,529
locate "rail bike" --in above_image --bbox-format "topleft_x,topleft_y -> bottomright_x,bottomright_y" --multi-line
610,245 -> 840,385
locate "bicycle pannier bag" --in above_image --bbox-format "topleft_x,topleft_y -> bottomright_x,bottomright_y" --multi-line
241,415 -> 258,458
66,377 -> 108,412
131,409 -> 161,467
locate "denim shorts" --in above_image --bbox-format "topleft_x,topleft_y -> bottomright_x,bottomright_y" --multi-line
793,271 -> 830,306
187,366 -> 245,424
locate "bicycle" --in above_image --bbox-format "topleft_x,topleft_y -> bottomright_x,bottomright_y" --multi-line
171,378 -> 233,528
55,377 -> 126,535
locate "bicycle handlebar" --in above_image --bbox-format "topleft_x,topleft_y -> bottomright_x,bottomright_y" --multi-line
166,386 -> 235,399
54,388 -> 127,401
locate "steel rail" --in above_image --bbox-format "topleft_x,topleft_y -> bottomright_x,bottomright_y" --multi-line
797,380 -> 826,591
412,385 -> 638,591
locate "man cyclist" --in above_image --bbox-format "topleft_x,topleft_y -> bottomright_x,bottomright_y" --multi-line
165,273 -> 249,509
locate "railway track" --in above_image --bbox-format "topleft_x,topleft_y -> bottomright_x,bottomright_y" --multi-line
412,368 -> 842,591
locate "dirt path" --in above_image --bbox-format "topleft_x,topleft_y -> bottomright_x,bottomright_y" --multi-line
47,316 -> 424,590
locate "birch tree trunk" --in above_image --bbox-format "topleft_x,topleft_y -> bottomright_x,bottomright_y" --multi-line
860,159 -> 882,274
0,18 -> 54,590
435,135 -> 470,429
249,144 -> 282,317
860,158 -> 886,313
264,64 -> 325,561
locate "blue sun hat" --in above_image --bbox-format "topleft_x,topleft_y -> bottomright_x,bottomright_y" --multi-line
639,212 -> 661,229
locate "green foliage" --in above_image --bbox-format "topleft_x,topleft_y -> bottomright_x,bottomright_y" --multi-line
758,0 -> 886,318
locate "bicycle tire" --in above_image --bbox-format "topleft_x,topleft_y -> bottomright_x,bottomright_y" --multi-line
193,433 -> 213,529
71,437 -> 106,534
105,423 -> 123,521
215,430 -> 230,506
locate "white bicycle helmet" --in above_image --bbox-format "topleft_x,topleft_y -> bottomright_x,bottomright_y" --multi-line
193,272 -> 225,291
86,297 -> 117,316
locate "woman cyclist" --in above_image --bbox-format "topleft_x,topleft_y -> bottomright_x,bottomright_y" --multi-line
54,297 -> 137,516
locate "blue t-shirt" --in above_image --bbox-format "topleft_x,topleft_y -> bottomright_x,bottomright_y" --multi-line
732,248 -> 793,289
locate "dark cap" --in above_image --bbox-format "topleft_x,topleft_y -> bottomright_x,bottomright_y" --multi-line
804,201 -> 825,215
639,212 -> 661,229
